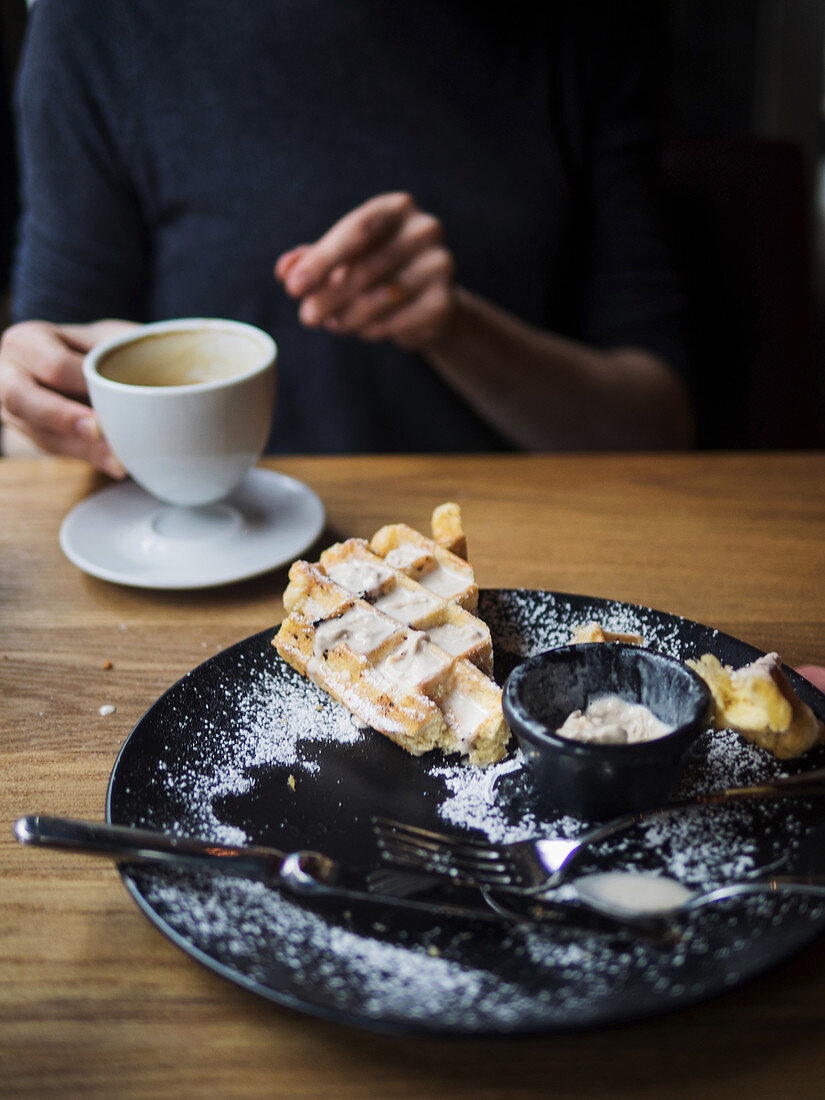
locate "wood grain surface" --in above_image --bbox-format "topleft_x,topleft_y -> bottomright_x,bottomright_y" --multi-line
2,453 -> 825,1098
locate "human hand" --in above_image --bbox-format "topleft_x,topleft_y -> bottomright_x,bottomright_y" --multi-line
797,665 -> 825,694
0,319 -> 138,477
275,192 -> 456,352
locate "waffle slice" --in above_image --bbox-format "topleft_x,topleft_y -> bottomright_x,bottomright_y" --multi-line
369,523 -> 478,610
319,538 -> 493,675
433,659 -> 509,760
276,562 -> 448,753
274,549 -> 508,765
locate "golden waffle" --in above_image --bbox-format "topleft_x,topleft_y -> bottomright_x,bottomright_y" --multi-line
273,508 -> 508,766
319,538 -> 493,675
369,522 -> 478,610
430,501 -> 467,559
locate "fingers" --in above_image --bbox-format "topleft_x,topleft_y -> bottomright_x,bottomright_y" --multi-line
293,210 -> 445,327
1,407 -> 126,477
796,665 -> 825,693
61,318 -> 139,354
329,246 -> 454,338
276,192 -> 456,352
361,280 -> 456,350
274,244 -> 310,283
279,192 -> 415,297
1,321 -> 88,396
0,320 -> 128,477
0,377 -> 126,477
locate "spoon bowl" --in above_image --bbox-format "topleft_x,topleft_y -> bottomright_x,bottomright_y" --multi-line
568,870 -> 825,921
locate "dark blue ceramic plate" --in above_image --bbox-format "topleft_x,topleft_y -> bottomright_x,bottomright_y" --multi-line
107,589 -> 825,1036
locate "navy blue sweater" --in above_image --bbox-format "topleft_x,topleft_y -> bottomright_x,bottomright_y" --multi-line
13,0 -> 685,453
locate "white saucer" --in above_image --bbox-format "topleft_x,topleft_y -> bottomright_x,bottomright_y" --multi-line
59,468 -> 325,590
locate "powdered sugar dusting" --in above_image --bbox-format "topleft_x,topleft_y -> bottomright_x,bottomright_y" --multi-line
111,590 -> 825,1035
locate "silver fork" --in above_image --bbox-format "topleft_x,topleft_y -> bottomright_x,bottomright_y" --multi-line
373,766 -> 825,894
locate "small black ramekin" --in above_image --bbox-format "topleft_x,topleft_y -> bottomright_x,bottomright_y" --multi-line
502,644 -> 714,820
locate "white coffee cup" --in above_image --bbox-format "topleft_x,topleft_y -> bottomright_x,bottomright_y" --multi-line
83,318 -> 277,506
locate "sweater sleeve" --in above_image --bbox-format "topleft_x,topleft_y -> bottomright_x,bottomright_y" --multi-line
11,0 -> 149,323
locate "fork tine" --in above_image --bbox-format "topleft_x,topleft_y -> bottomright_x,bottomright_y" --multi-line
365,866 -> 441,898
372,815 -> 457,841
374,845 -> 455,875
374,829 -> 505,865
376,837 -> 515,887
372,816 -> 495,848
376,833 -> 508,874
381,851 -> 514,889
375,838 -> 449,868
371,816 -> 522,888
372,816 -> 503,859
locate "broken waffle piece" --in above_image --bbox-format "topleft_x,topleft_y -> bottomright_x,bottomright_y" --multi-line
273,515 -> 508,766
687,651 -> 825,760
431,502 -> 468,560
570,621 -> 645,646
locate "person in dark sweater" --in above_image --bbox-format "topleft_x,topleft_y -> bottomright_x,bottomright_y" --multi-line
0,0 -> 693,473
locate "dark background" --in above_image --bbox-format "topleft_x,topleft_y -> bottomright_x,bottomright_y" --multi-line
1,0 -> 824,447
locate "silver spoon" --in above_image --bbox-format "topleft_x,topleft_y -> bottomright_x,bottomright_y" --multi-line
476,870 -> 825,941
559,870 -> 825,921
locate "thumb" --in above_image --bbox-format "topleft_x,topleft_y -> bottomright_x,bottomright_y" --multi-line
61,319 -> 141,354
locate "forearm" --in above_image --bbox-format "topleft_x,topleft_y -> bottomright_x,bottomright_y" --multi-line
424,287 -> 695,451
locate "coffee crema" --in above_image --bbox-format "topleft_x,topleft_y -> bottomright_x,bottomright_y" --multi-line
96,330 -> 266,387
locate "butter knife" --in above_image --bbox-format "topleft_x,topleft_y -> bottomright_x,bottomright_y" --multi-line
14,814 -> 510,924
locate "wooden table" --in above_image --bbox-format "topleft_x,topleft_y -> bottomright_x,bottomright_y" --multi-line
3,452 -> 825,1098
